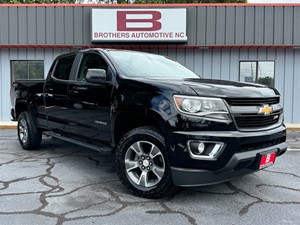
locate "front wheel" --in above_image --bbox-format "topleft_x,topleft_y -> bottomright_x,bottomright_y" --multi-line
116,127 -> 175,198
18,111 -> 42,150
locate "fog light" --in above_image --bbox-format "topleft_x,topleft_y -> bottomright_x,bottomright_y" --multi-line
187,140 -> 225,160
197,142 -> 205,154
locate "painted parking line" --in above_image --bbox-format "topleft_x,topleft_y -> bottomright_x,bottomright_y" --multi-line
287,148 -> 300,151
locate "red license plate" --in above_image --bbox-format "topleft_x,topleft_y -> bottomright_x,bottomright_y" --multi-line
259,152 -> 277,169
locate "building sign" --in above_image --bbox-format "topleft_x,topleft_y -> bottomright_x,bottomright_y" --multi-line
91,8 -> 187,42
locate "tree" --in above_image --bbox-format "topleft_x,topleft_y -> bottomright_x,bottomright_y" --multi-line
258,76 -> 274,87
0,0 -> 76,3
133,0 -> 247,3
76,0 -> 246,3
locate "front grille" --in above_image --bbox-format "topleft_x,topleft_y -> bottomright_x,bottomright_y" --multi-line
225,97 -> 279,106
234,111 -> 281,129
233,160 -> 253,170
225,97 -> 282,130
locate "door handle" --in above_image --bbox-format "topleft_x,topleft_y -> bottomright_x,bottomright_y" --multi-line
69,90 -> 79,94
72,86 -> 87,91
45,88 -> 53,92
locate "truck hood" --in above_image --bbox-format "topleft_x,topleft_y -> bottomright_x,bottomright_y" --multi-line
142,78 -> 280,98
184,78 -> 279,98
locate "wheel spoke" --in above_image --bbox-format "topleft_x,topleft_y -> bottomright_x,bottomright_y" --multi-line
22,130 -> 27,142
125,159 -> 139,173
130,142 -> 144,156
137,171 -> 149,187
149,145 -> 161,159
19,125 -> 24,133
21,119 -> 26,128
152,165 -> 165,181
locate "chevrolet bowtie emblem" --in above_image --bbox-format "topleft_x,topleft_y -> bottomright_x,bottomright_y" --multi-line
258,105 -> 273,116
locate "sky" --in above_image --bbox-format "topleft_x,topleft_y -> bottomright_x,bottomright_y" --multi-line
248,0 -> 300,2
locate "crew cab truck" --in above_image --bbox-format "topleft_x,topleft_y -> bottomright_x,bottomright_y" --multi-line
11,49 -> 287,198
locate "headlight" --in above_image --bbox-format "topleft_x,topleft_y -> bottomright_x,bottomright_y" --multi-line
174,95 -> 231,122
279,96 -> 283,107
181,98 -> 202,113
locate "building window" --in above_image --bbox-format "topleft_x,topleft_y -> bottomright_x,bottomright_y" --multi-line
11,60 -> 44,82
239,61 -> 275,87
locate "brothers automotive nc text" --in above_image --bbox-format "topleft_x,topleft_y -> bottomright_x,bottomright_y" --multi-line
93,32 -> 185,39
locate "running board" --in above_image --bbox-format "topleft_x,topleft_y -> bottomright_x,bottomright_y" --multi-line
44,131 -> 112,155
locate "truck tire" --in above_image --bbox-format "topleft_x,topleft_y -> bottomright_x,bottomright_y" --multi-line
116,126 -> 175,198
17,111 -> 42,150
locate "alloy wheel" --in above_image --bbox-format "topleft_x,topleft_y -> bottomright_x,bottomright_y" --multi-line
124,141 -> 165,188
19,118 -> 28,144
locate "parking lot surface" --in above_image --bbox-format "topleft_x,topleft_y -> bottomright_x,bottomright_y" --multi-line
0,129 -> 299,225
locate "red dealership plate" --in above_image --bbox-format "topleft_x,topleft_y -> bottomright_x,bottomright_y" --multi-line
259,152 -> 277,169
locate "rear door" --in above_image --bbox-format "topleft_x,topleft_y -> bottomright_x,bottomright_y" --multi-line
66,52 -> 113,144
44,53 -> 77,132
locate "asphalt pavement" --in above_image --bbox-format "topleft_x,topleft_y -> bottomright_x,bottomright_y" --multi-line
0,129 -> 299,225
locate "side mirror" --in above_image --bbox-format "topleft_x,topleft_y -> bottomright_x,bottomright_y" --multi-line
85,69 -> 107,83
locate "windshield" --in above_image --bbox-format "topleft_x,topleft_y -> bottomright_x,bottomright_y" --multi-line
107,50 -> 200,79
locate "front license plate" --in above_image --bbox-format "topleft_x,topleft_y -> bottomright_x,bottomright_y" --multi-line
259,152 -> 277,169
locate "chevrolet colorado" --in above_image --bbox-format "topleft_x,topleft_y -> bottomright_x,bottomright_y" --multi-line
11,49 -> 287,198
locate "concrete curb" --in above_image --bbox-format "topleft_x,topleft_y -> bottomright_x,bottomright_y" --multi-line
0,121 -> 17,129
285,123 -> 300,131
1,121 -> 299,131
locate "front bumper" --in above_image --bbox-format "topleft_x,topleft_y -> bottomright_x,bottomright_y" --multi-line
170,125 -> 287,187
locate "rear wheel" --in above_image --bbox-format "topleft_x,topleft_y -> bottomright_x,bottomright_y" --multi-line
116,127 -> 175,198
18,111 -> 42,150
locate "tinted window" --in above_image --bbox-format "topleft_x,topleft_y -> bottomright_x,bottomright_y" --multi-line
53,55 -> 76,80
77,53 -> 108,81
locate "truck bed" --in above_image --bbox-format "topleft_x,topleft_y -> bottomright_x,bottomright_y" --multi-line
11,79 -> 45,121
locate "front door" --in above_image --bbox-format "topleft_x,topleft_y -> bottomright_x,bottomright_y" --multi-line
67,52 -> 113,144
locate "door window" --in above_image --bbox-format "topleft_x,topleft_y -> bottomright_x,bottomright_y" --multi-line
77,53 -> 108,81
52,54 -> 76,80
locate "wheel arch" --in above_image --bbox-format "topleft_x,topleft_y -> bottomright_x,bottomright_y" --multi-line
15,100 -> 29,120
112,110 -> 168,148
15,99 -> 40,134
115,126 -> 176,198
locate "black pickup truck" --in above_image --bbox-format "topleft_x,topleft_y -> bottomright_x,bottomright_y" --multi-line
11,49 -> 287,198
